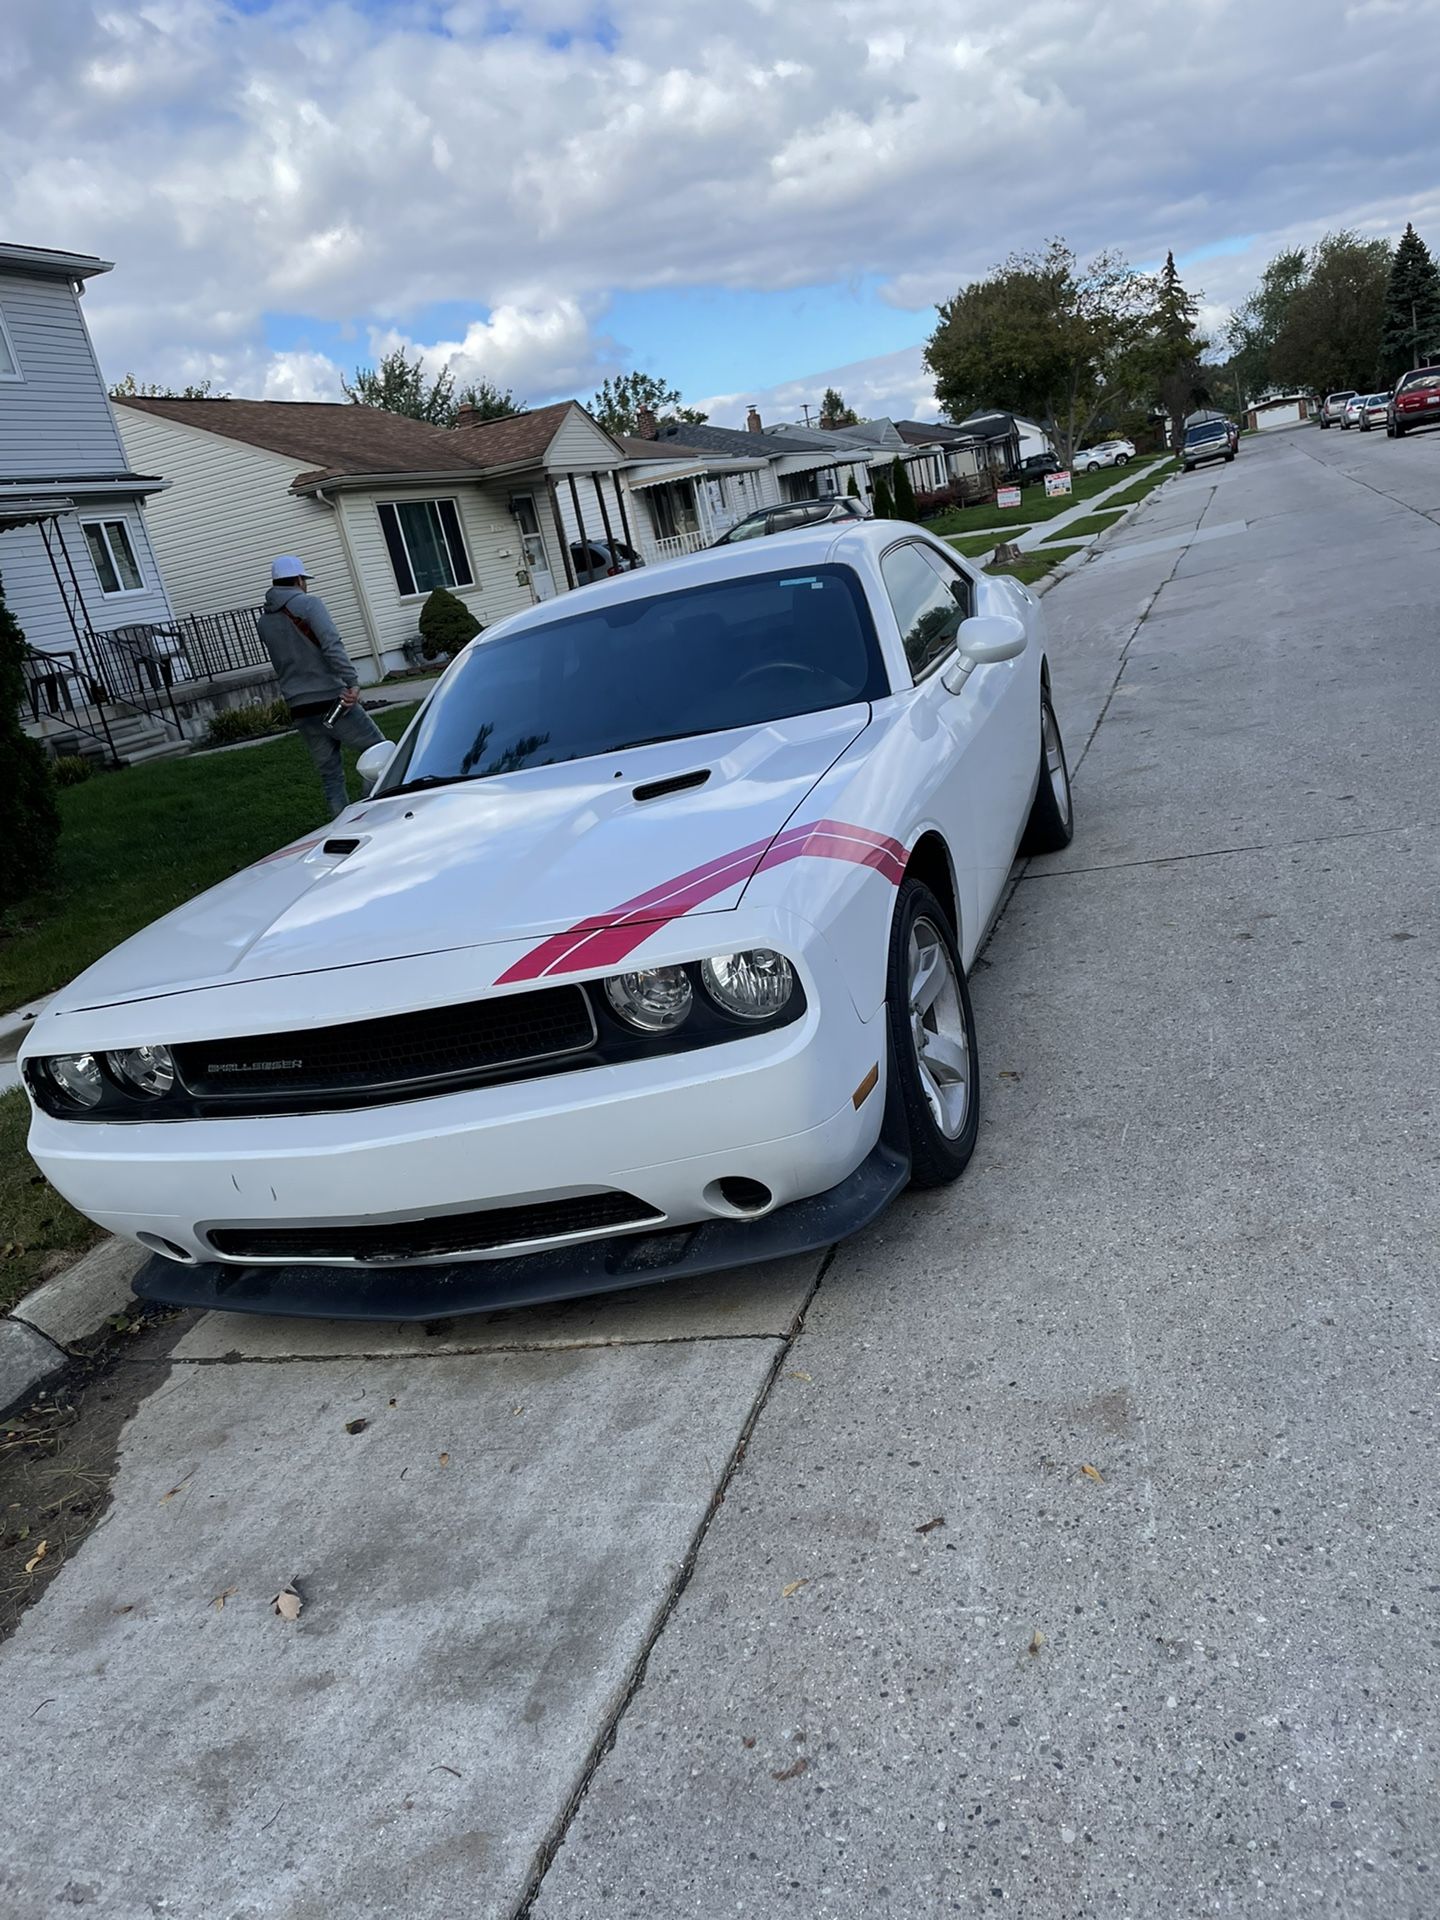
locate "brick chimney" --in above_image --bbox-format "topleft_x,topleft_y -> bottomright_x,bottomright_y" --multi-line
455,402 -> 477,428
636,405 -> 659,440
746,406 -> 763,433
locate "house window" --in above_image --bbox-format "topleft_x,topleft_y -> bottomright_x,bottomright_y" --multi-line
82,519 -> 144,596
377,499 -> 474,598
0,309 -> 20,382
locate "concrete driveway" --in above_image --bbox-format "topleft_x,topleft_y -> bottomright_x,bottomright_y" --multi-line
3,424 -> 1437,1918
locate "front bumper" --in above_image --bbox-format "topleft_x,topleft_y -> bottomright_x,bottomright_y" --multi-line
132,1138 -> 910,1320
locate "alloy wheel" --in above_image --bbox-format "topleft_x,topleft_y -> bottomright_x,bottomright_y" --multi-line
907,918 -> 971,1139
1044,702 -> 1071,824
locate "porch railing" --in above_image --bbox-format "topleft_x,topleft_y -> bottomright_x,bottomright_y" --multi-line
650,529 -> 709,561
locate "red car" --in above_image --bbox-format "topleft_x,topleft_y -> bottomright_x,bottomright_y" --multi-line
1387,366 -> 1440,437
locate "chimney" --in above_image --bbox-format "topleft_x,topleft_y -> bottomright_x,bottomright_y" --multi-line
746,406 -> 763,434
455,403 -> 477,428
636,405 -> 659,440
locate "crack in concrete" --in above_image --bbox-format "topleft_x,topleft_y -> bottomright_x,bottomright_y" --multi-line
122,1328 -> 793,1367
1018,816 -> 1427,883
509,1248 -> 833,1919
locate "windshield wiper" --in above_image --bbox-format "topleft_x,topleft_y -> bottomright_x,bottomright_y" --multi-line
385,773 -> 478,798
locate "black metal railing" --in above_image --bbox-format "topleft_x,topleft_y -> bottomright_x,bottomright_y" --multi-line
21,643 -> 120,765
170,605 -> 270,680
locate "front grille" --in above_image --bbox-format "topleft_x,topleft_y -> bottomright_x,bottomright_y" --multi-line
173,986 -> 597,1109
207,1190 -> 662,1263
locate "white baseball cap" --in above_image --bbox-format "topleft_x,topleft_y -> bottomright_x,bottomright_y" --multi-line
271,554 -> 308,580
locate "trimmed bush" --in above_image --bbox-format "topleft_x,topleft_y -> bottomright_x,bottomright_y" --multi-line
418,587 -> 482,661
913,484 -> 964,520
845,473 -> 861,499
891,456 -> 919,523
51,754 -> 95,788
872,474 -> 895,518
206,698 -> 292,746
0,571 -> 61,911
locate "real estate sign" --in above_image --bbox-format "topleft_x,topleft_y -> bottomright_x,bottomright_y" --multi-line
996,485 -> 1022,509
1045,471 -> 1073,498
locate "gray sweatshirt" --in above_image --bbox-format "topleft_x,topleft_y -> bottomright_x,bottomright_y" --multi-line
256,586 -> 359,711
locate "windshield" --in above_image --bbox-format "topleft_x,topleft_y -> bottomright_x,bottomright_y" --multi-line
379,563 -> 887,792
1186,424 -> 1225,441
1400,369 -> 1440,391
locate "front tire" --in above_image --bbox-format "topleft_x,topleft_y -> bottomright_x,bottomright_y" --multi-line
886,881 -> 980,1189
1115,453 -> 1129,466
1021,685 -> 1074,855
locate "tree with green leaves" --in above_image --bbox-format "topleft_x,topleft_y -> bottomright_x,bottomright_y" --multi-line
343,347 -> 518,427
1148,251 -> 1209,447
872,472 -> 895,518
845,472 -> 861,498
820,387 -> 859,428
925,239 -> 1156,465
109,373 -> 226,400
1270,231 -> 1392,395
1225,248 -> 1309,403
1377,223 -> 1440,384
589,371 -> 707,437
890,456 -> 919,521
0,572 -> 61,911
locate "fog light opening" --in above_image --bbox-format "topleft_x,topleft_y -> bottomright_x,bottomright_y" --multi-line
136,1232 -> 196,1265
706,1176 -> 775,1218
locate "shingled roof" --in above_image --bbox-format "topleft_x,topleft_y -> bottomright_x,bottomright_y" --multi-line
448,401 -> 584,466
114,397 -> 490,487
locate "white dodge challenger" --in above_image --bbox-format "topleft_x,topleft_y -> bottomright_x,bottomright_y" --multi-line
21,521 -> 1073,1320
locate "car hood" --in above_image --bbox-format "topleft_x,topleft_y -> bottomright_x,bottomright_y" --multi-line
51,708 -> 871,1012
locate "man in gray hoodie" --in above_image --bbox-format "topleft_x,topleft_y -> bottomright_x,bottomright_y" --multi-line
257,556 -> 385,817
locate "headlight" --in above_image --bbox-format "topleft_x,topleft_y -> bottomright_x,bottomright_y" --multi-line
108,1044 -> 176,1098
44,1053 -> 105,1110
604,966 -> 694,1033
701,950 -> 795,1021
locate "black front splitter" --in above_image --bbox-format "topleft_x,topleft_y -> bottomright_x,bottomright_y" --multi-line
131,1141 -> 911,1322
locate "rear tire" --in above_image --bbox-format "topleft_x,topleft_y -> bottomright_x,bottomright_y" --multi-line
1225,451 -> 1235,462
1020,685 -> 1074,856
1115,453 -> 1129,466
886,881 -> 980,1189
1394,422 -> 1408,437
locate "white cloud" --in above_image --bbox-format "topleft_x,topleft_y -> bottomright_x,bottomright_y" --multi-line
4,0 -> 1439,403
701,344 -> 939,430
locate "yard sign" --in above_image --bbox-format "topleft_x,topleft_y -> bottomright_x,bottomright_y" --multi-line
996,485 -> 1022,509
1045,471 -> 1072,498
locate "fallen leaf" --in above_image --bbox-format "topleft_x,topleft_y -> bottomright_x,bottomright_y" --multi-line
24,1540 -> 48,1574
344,1418 -> 369,1436
998,1069 -> 1022,1082
387,1397 -> 397,1408
160,1469 -> 196,1505
212,1586 -> 238,1612
113,1603 -> 135,1615
771,1758 -> 809,1782
781,1578 -> 809,1598
1081,1463 -> 1104,1484
741,1736 -> 756,1749
438,1452 -> 451,1467
915,1516 -> 945,1535
786,1370 -> 812,1382
272,1585 -> 302,1622
1028,1629 -> 1045,1656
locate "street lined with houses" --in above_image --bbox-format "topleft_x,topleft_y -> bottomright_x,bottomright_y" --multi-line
2,426 -> 1436,1917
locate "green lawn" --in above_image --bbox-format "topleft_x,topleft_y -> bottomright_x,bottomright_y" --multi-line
1100,460 -> 1176,511
0,1088 -> 102,1314
924,457 -> 1164,537
1,705 -> 418,1012
987,544 -> 1085,588
945,531 -> 1019,559
1042,508 -> 1125,544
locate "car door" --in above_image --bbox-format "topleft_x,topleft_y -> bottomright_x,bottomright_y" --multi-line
877,540 -> 1030,939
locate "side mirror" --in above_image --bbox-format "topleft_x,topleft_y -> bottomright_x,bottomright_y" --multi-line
941,614 -> 1027,691
356,741 -> 396,793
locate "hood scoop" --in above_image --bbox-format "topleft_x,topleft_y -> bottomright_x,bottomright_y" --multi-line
632,768 -> 710,804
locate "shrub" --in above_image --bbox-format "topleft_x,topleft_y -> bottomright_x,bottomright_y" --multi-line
872,474 -> 895,518
206,698 -> 292,746
891,456 -> 919,522
845,473 -> 861,499
418,587 -> 482,660
0,571 -> 61,911
913,484 -> 964,520
51,754 -> 95,788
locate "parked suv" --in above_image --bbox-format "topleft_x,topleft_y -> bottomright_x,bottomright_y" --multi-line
1073,439 -> 1134,473
1319,391 -> 1357,429
1387,366 -> 1440,437
1003,452 -> 1062,489
1181,419 -> 1234,472
711,496 -> 866,545
570,538 -> 643,584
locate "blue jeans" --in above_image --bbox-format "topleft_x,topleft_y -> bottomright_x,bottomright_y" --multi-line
295,703 -> 385,818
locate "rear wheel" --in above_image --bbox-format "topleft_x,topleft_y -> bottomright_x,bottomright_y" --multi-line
886,881 -> 980,1189
1115,453 -> 1129,466
1020,685 -> 1074,856
1394,421 -> 1408,437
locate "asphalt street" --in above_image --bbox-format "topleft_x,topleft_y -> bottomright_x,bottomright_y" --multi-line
2,424 -> 1438,1919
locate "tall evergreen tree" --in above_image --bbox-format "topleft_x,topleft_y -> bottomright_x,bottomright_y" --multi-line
0,572 -> 61,911
890,455 -> 919,521
1378,223 -> 1440,384
1151,251 -> 1208,447
872,472 -> 895,518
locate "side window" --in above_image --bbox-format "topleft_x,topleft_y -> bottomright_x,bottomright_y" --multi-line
915,542 -> 976,622
879,542 -> 966,680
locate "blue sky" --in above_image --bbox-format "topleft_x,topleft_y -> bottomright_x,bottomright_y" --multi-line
9,0 -> 1439,423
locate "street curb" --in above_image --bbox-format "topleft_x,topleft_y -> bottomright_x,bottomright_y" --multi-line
0,1237 -> 147,1422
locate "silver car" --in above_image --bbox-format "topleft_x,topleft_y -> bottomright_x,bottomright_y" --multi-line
1320,390 -> 1357,429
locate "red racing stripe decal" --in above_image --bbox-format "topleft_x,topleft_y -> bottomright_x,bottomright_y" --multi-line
497,818 -> 906,984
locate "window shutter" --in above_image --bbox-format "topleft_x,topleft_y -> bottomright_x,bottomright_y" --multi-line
377,503 -> 416,597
